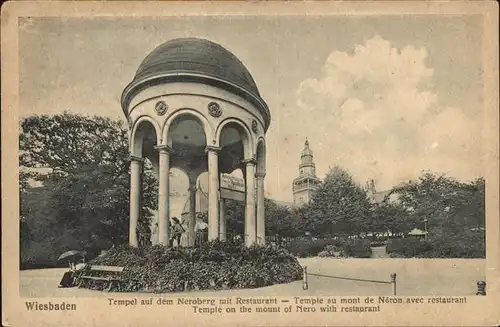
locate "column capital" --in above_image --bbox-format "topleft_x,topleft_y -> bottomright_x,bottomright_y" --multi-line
205,145 -> 221,153
256,172 -> 266,179
129,155 -> 144,163
154,144 -> 174,154
242,158 -> 257,166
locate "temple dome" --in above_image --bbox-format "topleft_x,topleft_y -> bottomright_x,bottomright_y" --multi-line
121,37 -> 270,128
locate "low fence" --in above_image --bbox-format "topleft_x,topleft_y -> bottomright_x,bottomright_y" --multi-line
301,266 -> 487,296
301,266 -> 397,295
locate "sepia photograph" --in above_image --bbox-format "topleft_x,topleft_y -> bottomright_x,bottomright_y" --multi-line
2,1 -> 499,327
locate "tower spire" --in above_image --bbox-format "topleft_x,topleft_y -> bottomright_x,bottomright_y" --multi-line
293,138 -> 321,206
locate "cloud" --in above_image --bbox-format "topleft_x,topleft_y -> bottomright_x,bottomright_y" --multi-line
287,35 -> 482,191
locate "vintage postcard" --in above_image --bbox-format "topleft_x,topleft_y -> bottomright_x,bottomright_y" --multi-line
2,1 -> 499,326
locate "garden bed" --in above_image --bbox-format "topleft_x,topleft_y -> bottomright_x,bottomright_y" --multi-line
77,240 -> 303,293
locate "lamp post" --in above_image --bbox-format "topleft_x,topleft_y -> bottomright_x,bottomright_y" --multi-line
423,219 -> 428,239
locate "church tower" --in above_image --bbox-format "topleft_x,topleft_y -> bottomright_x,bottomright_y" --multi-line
293,138 -> 321,206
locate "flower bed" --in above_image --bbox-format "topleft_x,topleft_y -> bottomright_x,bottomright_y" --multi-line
78,240 -> 303,292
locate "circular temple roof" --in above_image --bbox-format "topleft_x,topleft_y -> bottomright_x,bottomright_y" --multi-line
121,38 -> 270,129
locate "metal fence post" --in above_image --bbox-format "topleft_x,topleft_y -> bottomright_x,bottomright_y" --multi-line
391,273 -> 397,296
302,266 -> 308,290
476,281 -> 486,295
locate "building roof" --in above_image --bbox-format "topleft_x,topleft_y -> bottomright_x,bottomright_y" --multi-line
408,228 -> 426,236
121,37 -> 270,130
368,190 -> 392,204
301,139 -> 313,157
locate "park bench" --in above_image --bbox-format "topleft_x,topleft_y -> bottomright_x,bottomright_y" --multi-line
77,265 -> 126,292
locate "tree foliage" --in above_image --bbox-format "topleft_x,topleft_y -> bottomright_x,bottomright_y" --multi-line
390,172 -> 485,237
20,113 -> 157,268
371,201 -> 414,237
225,199 -> 246,237
264,199 -> 298,237
20,113 -> 129,178
304,166 -> 372,237
224,198 -> 300,239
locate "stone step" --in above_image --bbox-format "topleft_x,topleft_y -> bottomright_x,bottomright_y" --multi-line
370,246 -> 389,258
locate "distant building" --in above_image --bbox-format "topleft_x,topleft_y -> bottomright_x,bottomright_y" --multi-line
365,179 -> 391,204
365,179 -> 404,205
293,139 -> 321,206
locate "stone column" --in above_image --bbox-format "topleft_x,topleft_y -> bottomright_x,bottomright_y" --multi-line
155,145 -> 172,246
206,146 -> 220,241
256,172 -> 266,245
188,182 -> 197,246
219,199 -> 226,241
244,159 -> 257,246
129,155 -> 143,247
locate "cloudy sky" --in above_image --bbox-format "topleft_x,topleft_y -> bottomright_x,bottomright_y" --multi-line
19,15 -> 484,203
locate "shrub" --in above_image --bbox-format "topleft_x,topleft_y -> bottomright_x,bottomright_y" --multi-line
383,229 -> 485,259
370,241 -> 387,247
286,239 -> 327,257
286,237 -> 371,258
78,240 -> 302,292
285,238 -> 346,257
386,232 -> 485,259
426,231 -> 485,258
343,239 -> 372,258
318,244 -> 344,258
386,238 -> 433,258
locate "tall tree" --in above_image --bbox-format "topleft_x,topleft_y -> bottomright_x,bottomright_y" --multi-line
20,113 -> 157,266
305,166 -> 373,237
20,113 -> 129,178
372,201 -> 413,237
264,199 -> 297,238
224,198 -> 300,240
390,172 -> 485,236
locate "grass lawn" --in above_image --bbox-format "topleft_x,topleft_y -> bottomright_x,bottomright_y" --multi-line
20,258 -> 485,298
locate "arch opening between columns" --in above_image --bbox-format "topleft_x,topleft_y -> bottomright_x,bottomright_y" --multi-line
129,119 -> 159,247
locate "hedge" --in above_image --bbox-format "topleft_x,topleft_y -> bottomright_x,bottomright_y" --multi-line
386,238 -> 433,258
426,232 -> 485,258
285,239 -> 336,257
344,239 -> 372,258
386,231 -> 485,258
76,240 -> 303,292
285,238 -> 372,258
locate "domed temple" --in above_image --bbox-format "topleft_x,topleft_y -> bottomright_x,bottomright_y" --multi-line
121,38 -> 270,247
